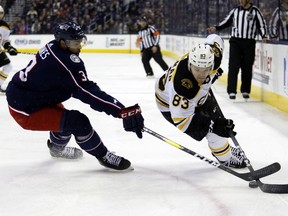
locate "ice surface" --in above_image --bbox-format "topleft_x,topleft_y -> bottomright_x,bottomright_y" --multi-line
1,53 -> 288,216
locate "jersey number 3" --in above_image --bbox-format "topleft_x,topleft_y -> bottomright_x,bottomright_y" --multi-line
19,58 -> 37,82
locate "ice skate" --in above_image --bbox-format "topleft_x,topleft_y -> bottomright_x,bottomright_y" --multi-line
212,146 -> 246,169
242,92 -> 250,99
229,93 -> 236,100
242,92 -> 250,102
146,72 -> 154,79
47,140 -> 83,159
222,146 -> 246,168
98,151 -> 133,171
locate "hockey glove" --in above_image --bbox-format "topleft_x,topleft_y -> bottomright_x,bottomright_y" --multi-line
8,46 -> 18,56
119,104 -> 144,139
212,68 -> 223,83
209,118 -> 236,138
4,42 -> 18,56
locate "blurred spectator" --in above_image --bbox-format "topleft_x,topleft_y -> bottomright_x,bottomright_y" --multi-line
16,19 -> 28,34
31,19 -> 41,34
141,1 -> 154,23
26,5 -> 38,31
269,0 -> 288,40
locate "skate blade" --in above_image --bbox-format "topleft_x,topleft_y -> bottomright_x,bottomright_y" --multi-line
49,155 -> 84,161
104,165 -> 135,172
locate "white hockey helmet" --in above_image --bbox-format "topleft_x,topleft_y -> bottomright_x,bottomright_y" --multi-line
204,34 -> 224,54
0,5 -> 4,13
188,43 -> 214,69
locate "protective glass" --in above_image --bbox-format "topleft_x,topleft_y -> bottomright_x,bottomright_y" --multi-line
65,36 -> 87,49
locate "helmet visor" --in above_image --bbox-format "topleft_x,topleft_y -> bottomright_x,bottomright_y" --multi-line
65,36 -> 87,49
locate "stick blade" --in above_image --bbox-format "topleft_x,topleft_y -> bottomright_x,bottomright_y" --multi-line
249,162 -> 281,181
258,181 -> 288,194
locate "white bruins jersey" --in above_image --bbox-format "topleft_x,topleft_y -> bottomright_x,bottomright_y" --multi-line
155,53 -> 218,133
0,20 -> 11,52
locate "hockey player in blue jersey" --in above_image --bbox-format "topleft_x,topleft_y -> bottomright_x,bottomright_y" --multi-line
6,21 -> 144,171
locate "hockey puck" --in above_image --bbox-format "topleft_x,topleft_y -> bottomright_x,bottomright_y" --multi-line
249,181 -> 259,188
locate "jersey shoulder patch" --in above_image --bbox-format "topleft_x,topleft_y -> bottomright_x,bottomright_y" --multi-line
70,54 -> 81,63
210,45 -> 222,70
173,58 -> 200,99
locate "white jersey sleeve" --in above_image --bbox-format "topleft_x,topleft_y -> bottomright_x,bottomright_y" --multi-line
0,24 -> 11,52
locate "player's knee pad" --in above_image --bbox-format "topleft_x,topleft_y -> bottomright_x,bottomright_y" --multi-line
62,110 -> 92,137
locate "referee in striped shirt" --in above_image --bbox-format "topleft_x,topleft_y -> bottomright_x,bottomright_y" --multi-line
208,0 -> 268,100
269,1 -> 288,40
137,16 -> 168,77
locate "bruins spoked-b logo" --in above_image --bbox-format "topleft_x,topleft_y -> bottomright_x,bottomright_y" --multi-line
181,78 -> 193,89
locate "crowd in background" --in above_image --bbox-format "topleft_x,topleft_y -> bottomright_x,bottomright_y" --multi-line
1,0 -> 288,42
4,0 -> 165,35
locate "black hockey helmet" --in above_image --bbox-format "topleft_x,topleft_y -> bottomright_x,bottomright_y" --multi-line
54,21 -> 86,42
139,15 -> 147,21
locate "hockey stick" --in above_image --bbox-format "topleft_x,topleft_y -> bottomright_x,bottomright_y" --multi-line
229,132 -> 288,193
209,89 -> 288,193
143,126 -> 279,182
6,51 -> 36,55
17,51 -> 36,55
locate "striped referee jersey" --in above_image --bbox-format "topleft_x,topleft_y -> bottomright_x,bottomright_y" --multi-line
216,4 -> 267,39
137,25 -> 160,51
269,7 -> 288,40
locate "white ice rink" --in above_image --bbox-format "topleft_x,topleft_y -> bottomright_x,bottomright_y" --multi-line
1,53 -> 288,216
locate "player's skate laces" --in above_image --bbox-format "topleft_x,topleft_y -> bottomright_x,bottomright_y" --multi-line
224,146 -> 246,168
230,146 -> 241,156
47,140 -> 83,159
212,146 -> 246,168
98,151 -> 131,170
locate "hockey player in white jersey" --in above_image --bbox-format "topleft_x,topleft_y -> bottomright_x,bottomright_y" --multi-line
0,5 -> 18,93
155,35 -> 246,168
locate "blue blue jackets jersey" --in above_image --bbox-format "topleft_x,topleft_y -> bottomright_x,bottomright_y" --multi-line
6,40 -> 124,117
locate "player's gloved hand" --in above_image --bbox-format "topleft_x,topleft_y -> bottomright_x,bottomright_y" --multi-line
119,104 -> 144,139
212,68 -> 223,83
7,46 -> 18,56
209,118 -> 236,137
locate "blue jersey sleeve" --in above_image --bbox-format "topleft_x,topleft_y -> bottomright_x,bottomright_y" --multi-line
6,41 -> 124,117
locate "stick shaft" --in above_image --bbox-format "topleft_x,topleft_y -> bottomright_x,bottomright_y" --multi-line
143,126 -> 278,181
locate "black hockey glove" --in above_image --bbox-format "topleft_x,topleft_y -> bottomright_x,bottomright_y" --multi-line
119,104 -> 144,139
7,46 -> 18,56
4,42 -> 18,56
209,118 -> 236,138
212,68 -> 223,83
